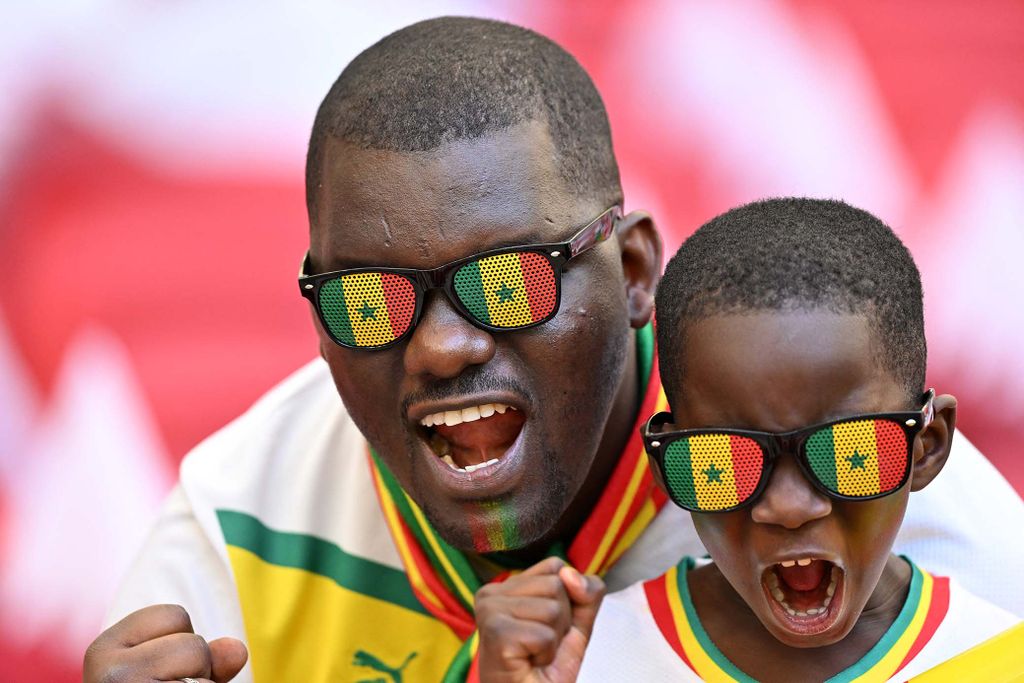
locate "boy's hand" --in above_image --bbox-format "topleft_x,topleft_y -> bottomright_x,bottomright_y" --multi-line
83,604 -> 248,683
476,557 -> 605,683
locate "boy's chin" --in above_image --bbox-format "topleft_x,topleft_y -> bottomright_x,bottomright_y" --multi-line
755,560 -> 853,648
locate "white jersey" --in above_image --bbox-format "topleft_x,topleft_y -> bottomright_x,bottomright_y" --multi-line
580,557 -> 1021,682
107,359 -> 1024,681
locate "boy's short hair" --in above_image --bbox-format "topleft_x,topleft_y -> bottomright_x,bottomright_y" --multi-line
655,197 -> 926,403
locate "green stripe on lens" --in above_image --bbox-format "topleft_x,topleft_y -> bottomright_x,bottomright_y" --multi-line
806,426 -> 839,491
318,278 -> 356,346
664,439 -> 699,509
453,259 -> 491,324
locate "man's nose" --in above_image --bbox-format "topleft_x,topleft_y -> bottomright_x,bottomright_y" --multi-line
750,455 -> 832,528
403,291 -> 496,379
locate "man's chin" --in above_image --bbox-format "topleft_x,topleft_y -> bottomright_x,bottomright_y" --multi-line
417,476 -> 569,555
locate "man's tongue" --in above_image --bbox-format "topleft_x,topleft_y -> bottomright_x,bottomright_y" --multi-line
434,410 -> 524,467
778,560 -> 827,592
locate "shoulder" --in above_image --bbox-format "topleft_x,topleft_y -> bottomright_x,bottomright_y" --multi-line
173,359 -> 393,560
895,429 -> 1024,616
894,565 -> 1022,678
580,576 -> 698,681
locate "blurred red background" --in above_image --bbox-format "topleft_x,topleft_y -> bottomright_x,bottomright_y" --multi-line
1,1 -> 1021,679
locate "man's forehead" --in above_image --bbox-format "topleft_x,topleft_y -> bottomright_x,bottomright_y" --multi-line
313,122 -> 591,268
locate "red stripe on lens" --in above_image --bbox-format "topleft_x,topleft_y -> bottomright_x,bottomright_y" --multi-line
380,273 -> 417,340
729,435 -> 764,502
874,419 -> 907,491
518,252 -> 557,322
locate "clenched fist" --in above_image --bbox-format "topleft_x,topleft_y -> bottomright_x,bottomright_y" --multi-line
83,604 -> 248,683
476,557 -> 605,683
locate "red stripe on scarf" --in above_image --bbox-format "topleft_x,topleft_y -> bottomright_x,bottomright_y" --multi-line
569,354 -> 666,572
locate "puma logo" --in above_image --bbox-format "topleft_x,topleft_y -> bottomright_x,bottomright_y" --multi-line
352,649 -> 418,683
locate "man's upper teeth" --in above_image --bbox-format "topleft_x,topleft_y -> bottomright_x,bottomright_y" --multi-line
779,557 -> 815,567
420,403 -> 516,427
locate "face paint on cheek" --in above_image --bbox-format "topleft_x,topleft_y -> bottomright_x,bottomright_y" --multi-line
466,500 -> 520,552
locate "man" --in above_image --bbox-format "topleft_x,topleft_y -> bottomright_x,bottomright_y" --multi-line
84,17 -> 1024,683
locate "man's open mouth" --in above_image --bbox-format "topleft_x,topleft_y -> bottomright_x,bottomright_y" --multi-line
418,402 -> 526,474
761,558 -> 845,635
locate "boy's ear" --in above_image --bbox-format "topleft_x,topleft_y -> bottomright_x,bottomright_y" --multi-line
909,394 -> 957,491
617,210 -> 663,329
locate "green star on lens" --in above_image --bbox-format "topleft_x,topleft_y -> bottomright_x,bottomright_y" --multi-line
846,450 -> 869,470
359,301 -> 378,321
496,282 -> 516,303
704,462 -> 724,483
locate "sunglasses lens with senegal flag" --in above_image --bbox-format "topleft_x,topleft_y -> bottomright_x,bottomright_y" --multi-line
452,251 -> 558,328
315,250 -> 560,349
657,417 -> 913,513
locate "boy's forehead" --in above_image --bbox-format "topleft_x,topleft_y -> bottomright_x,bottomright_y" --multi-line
672,311 -> 904,430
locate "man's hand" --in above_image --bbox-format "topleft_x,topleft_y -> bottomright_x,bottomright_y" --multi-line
476,557 -> 605,683
83,604 -> 248,683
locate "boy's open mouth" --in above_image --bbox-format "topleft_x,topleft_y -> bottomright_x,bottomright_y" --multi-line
418,402 -> 526,473
761,558 -> 845,635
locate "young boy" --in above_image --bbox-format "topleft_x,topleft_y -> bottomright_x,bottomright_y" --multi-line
475,198 -> 1021,682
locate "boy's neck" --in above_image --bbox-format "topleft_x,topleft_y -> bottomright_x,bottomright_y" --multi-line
690,554 -> 912,683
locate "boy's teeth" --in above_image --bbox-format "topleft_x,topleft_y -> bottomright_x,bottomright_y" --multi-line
778,557 -> 813,568
767,563 -> 841,617
419,403 -> 516,427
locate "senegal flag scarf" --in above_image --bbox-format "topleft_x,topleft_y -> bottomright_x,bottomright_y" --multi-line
370,323 -> 667,681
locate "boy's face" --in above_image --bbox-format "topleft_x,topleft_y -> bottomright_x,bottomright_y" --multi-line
668,311 -> 920,648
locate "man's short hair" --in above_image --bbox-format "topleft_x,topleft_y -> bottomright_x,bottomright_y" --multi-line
655,197 -> 927,403
306,16 -> 622,222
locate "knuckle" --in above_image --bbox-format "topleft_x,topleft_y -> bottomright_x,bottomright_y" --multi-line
540,600 -> 565,624
475,583 -> 497,601
480,613 -> 512,641
93,662 -> 135,683
186,633 -> 213,663
164,603 -> 194,632
538,575 -> 564,597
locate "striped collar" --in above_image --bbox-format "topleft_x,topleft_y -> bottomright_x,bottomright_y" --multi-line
644,556 -> 951,682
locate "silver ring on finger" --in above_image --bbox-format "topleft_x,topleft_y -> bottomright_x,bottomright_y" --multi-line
181,678 -> 200,683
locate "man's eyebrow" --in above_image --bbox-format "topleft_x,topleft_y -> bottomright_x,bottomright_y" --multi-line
322,230 -> 558,271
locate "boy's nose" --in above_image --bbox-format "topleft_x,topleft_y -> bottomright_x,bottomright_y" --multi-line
403,291 -> 496,379
750,455 -> 832,528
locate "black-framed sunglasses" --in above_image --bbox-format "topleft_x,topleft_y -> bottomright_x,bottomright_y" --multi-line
298,206 -> 622,350
642,390 -> 936,514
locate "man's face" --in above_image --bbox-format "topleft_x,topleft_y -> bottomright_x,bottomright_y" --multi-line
309,121 -> 636,552
668,311 -> 914,648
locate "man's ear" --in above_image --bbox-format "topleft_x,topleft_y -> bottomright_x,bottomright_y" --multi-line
647,452 -> 669,497
617,210 -> 663,329
909,393 -> 957,491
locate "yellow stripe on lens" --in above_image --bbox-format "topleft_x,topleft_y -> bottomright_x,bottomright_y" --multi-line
478,253 -> 533,327
832,420 -> 882,497
339,272 -> 395,347
689,434 -> 739,511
